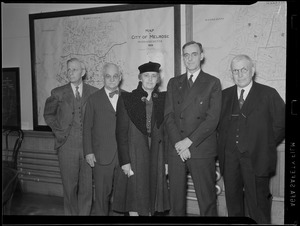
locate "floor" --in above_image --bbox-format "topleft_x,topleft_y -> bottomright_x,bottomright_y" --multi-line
7,191 -> 65,215
2,191 -> 258,225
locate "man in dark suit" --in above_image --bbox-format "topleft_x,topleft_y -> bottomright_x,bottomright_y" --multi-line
83,63 -> 122,215
164,41 -> 222,216
44,58 -> 98,215
217,54 -> 285,224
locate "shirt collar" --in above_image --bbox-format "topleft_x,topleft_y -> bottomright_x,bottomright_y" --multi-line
187,68 -> 201,82
71,82 -> 83,95
105,87 -> 119,97
237,81 -> 253,99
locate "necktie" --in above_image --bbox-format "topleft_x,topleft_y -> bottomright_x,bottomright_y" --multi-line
188,74 -> 194,88
109,89 -> 119,98
75,86 -> 81,101
239,89 -> 245,109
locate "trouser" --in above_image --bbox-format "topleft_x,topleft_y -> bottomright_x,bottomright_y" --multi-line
223,147 -> 272,224
168,155 -> 218,216
58,135 -> 92,215
93,154 -> 120,215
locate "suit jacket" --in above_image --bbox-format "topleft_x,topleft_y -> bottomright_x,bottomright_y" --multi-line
164,70 -> 222,158
83,87 -> 122,165
217,82 -> 285,177
44,82 -> 98,150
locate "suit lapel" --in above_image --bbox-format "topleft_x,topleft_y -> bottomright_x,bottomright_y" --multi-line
81,83 -> 91,105
241,82 -> 261,116
100,88 -> 116,113
180,70 -> 207,112
64,83 -> 75,107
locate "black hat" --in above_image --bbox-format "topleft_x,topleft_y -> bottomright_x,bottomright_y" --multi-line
138,61 -> 161,74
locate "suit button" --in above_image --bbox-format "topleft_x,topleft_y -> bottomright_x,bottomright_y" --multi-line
178,101 -> 180,104
197,116 -> 200,119
181,130 -> 184,133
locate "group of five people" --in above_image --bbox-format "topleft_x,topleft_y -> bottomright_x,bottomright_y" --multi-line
44,41 -> 285,224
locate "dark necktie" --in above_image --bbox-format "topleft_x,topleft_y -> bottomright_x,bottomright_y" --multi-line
75,86 -> 81,101
239,89 -> 245,109
188,74 -> 194,88
109,89 -> 119,98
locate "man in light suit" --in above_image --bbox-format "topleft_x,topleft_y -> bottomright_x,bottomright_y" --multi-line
164,41 -> 222,216
217,54 -> 285,224
44,58 -> 98,215
83,63 -> 122,215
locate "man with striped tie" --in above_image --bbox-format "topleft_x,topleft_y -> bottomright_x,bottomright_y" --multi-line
217,54 -> 285,224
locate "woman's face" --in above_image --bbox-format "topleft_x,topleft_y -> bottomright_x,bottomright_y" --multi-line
140,71 -> 159,92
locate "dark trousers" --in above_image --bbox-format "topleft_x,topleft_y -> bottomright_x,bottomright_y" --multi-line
58,135 -> 92,215
168,155 -> 218,216
93,154 -> 120,215
223,147 -> 272,224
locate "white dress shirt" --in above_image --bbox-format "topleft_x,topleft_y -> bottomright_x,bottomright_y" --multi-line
71,82 -> 83,98
105,88 -> 119,111
237,81 -> 253,100
187,68 -> 201,83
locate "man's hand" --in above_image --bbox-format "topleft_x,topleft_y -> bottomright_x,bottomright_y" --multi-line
86,153 -> 96,167
121,163 -> 134,177
175,137 -> 193,153
179,149 -> 191,162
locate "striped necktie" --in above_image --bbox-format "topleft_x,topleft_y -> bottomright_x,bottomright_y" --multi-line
75,86 -> 81,101
239,89 -> 245,109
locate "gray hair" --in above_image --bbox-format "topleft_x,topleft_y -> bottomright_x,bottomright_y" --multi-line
231,54 -> 254,70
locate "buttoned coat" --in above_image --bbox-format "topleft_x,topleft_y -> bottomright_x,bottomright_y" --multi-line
164,70 -> 222,158
217,82 -> 285,177
44,82 -> 98,150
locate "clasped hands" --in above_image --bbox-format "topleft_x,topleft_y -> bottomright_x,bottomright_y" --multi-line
175,137 -> 192,162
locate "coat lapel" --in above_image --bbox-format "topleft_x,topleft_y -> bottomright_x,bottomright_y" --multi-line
100,88 -> 116,113
64,83 -> 75,107
180,70 -> 207,112
81,83 -> 91,105
241,82 -> 261,117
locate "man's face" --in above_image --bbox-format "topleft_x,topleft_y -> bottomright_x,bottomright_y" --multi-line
183,43 -> 203,73
67,61 -> 84,86
231,59 -> 254,88
103,65 -> 121,91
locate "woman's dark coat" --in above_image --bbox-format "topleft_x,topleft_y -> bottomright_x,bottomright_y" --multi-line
112,82 -> 170,215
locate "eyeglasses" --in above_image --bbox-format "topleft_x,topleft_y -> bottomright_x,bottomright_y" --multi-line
67,68 -> 81,74
183,52 -> 199,59
232,67 -> 248,75
104,74 -> 120,80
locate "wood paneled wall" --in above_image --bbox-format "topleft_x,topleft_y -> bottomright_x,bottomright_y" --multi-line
2,130 -> 284,223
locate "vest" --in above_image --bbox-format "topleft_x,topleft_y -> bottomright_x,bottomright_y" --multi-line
226,95 -> 248,153
69,97 -> 83,138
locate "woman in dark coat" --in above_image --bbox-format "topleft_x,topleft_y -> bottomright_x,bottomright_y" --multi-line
112,61 -> 170,216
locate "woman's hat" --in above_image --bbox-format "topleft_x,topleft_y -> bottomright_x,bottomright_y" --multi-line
138,61 -> 161,74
